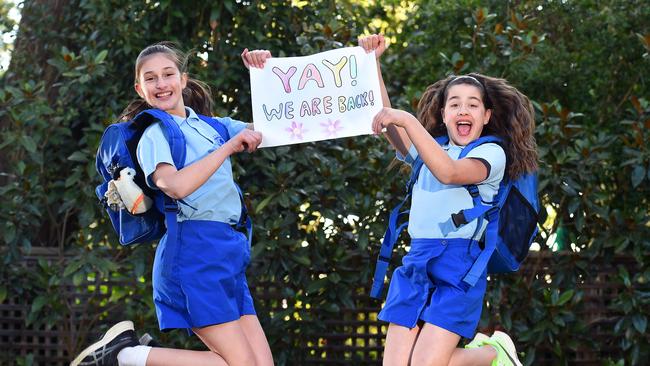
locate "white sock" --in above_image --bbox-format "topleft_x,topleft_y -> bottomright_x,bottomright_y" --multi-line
117,345 -> 152,366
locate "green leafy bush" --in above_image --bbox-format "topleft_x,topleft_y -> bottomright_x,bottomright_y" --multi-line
1,1 -> 648,364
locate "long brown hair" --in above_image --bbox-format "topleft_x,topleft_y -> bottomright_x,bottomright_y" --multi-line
416,73 -> 538,180
119,42 -> 214,121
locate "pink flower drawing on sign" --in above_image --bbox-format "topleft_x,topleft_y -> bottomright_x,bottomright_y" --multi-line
320,119 -> 343,138
286,121 -> 307,140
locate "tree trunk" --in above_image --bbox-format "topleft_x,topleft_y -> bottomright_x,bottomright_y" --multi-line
4,0 -> 69,83
0,0 -> 70,185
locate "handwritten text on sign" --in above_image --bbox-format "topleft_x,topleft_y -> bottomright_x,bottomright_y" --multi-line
250,47 -> 382,147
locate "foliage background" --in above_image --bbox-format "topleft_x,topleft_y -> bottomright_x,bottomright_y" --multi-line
0,0 -> 648,365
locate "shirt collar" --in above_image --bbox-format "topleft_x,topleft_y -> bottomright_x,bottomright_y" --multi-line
170,107 -> 200,126
185,107 -> 200,121
444,141 -> 463,151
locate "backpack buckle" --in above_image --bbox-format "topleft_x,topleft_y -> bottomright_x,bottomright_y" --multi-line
465,185 -> 480,198
486,206 -> 499,221
378,255 -> 391,264
451,211 -> 468,226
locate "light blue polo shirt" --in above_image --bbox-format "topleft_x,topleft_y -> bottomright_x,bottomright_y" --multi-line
136,107 -> 247,223
398,140 -> 506,239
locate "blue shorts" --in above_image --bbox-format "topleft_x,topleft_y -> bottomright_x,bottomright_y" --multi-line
378,238 -> 487,339
152,220 -> 256,332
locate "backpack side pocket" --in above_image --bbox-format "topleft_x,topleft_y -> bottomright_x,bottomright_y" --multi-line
498,186 -> 539,263
95,181 -> 163,245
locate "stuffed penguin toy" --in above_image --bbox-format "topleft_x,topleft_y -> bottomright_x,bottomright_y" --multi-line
104,167 -> 153,214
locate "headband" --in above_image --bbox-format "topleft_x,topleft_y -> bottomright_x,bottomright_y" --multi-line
447,75 -> 492,108
452,75 -> 482,85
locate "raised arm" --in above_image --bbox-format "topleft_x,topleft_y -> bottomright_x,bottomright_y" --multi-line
358,34 -> 411,156
152,129 -> 262,199
372,108 -> 489,185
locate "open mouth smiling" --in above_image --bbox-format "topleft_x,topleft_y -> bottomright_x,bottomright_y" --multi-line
457,120 -> 472,137
155,91 -> 172,99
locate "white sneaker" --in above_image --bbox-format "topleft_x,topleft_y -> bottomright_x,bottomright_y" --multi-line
465,332 -> 490,349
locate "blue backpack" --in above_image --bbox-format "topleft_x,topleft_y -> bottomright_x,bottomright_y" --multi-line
370,135 -> 540,298
95,108 -> 251,246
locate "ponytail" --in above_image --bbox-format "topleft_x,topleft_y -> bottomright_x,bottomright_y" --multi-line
118,99 -> 150,122
182,78 -> 213,116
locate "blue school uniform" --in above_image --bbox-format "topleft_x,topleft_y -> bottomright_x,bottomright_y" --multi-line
378,141 -> 506,338
137,107 -> 255,332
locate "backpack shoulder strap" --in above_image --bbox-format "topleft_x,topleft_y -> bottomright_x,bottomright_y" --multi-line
198,114 -> 231,142
132,109 -> 186,269
438,135 -> 503,237
134,109 -> 187,169
446,136 -> 507,287
458,135 -> 503,159
434,134 -> 450,146
370,135 -> 451,299
197,114 -> 254,247
406,135 -> 450,193
458,135 -> 504,210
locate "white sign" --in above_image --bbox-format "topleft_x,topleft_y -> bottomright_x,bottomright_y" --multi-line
250,47 -> 382,148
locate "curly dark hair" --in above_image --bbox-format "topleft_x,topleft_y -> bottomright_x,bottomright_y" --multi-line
416,73 -> 538,179
119,42 -> 214,121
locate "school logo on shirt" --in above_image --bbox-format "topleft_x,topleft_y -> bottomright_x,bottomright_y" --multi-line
213,134 -> 226,146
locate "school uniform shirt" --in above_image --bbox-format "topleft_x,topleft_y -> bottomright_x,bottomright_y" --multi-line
397,140 -> 506,239
137,107 -> 247,224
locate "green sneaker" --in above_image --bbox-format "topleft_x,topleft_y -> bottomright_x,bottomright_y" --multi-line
483,331 -> 523,366
465,332 -> 490,349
